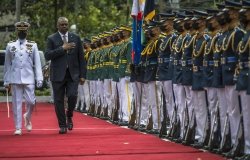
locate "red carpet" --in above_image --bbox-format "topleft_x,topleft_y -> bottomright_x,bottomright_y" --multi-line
0,103 -> 225,160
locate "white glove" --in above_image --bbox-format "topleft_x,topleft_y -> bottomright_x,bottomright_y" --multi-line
36,81 -> 43,88
4,83 -> 9,88
155,81 -> 161,86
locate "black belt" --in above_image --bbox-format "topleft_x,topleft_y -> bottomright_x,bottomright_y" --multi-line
158,58 -> 170,64
214,60 -> 220,67
221,56 -> 237,64
239,61 -> 249,69
193,65 -> 203,72
142,61 -> 157,67
173,60 -> 181,66
203,60 -> 214,67
181,59 -> 193,66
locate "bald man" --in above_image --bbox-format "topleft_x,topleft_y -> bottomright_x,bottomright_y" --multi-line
45,17 -> 86,134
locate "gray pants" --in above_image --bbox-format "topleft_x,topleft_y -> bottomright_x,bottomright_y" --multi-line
11,84 -> 36,129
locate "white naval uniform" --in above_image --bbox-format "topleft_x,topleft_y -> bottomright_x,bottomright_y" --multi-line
4,39 -> 43,130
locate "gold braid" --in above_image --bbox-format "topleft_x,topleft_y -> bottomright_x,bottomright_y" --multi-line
238,37 -> 250,54
193,38 -> 206,57
184,34 -> 196,49
159,35 -> 172,51
205,34 -> 217,55
222,30 -> 235,52
174,35 -> 186,53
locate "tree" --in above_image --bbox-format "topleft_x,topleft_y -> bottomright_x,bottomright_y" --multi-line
0,0 -> 128,51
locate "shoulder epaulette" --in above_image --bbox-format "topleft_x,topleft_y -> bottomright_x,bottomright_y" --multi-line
27,40 -> 36,43
203,34 -> 211,42
8,40 -> 15,44
235,27 -> 245,33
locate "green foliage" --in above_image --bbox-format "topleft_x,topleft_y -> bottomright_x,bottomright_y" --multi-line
35,88 -> 51,96
20,0 -> 128,51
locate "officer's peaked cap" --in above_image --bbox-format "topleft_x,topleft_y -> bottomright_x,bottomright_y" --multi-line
224,0 -> 241,9
15,21 -> 30,31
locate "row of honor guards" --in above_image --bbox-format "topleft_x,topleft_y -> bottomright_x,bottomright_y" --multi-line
74,0 -> 250,159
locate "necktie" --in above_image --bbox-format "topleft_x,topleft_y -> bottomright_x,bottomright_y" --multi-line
62,35 -> 67,43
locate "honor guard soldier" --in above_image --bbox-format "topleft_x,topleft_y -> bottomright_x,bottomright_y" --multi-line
203,9 -> 221,150
117,26 -> 133,126
180,10 -> 196,145
76,38 -> 92,113
235,1 -> 250,159
171,13 -> 187,141
190,10 -> 209,148
212,3 -> 231,154
82,38 -> 92,113
157,13 -> 177,137
100,33 -> 113,119
109,29 -> 123,122
86,37 -> 98,115
4,21 -> 43,135
138,20 -> 161,133
220,1 -> 244,155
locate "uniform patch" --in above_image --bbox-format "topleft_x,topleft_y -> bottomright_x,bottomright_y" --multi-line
11,46 -> 17,52
26,44 -> 33,54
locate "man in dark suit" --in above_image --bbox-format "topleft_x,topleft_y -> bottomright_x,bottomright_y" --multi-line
45,17 -> 86,134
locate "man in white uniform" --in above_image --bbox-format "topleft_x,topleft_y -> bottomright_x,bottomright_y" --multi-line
4,21 -> 43,135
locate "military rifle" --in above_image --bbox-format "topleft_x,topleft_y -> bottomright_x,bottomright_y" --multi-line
159,89 -> 167,137
203,90 -> 211,146
128,95 -> 136,127
205,104 -> 221,150
224,96 -> 244,158
216,112 -> 231,154
111,83 -> 120,122
182,108 -> 196,145
226,114 -> 244,157
168,105 -> 180,139
182,101 -> 189,141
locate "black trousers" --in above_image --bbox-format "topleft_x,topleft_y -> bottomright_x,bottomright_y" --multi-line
52,69 -> 78,128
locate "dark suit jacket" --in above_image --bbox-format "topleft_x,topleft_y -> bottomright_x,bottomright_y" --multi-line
45,32 -> 86,82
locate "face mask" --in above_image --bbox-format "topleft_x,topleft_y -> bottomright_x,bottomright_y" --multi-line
192,22 -> 200,30
120,32 -> 125,39
173,22 -> 179,30
239,13 -> 248,28
217,16 -> 227,26
160,25 -> 167,32
224,12 -> 232,23
184,22 -> 192,30
97,40 -> 102,47
103,38 -> 109,45
114,35 -> 120,42
149,30 -> 155,37
206,22 -> 216,32
110,37 -> 114,43
90,43 -> 96,49
18,31 -> 27,40
177,25 -> 184,33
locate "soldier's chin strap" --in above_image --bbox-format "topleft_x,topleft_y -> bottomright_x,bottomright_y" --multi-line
6,89 -> 10,118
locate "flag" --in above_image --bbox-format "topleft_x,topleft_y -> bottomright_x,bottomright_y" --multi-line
130,0 -> 145,64
131,0 -> 145,20
144,0 -> 155,22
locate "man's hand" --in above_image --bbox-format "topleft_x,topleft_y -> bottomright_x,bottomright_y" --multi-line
80,78 -> 85,85
62,42 -> 76,51
36,81 -> 43,88
4,84 -> 11,92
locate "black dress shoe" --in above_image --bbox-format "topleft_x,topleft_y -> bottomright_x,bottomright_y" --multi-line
173,137 -> 183,143
118,121 -> 129,126
191,142 -> 204,149
59,127 -> 67,134
146,129 -> 160,134
67,117 -> 73,130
